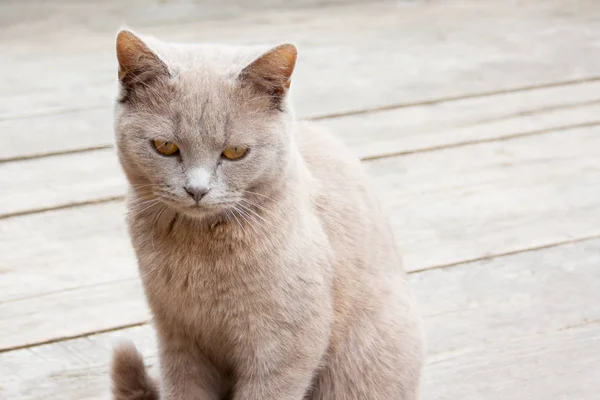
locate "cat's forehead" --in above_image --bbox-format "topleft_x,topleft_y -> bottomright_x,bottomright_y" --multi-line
118,36 -> 287,138
158,42 -> 270,78
143,44 -> 269,111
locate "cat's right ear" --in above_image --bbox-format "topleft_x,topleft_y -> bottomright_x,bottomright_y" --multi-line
116,30 -> 169,87
238,44 -> 298,110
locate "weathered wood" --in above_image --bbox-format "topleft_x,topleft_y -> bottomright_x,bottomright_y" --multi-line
1,239 -> 599,399
1,127 -> 599,350
422,324 -> 600,400
0,202 -> 135,302
3,1 -> 599,399
0,0 -> 365,35
2,79 -> 600,162
0,279 -> 149,351
4,97 -> 600,217
2,0 -> 600,120
0,150 -> 125,217
324,83 -> 600,160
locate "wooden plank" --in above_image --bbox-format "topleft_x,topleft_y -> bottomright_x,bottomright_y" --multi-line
3,79 -> 600,162
0,150 -> 125,217
422,324 -> 600,400
1,238 -> 599,399
0,0 -> 363,35
0,279 -> 149,351
0,202 -> 135,303
3,96 -> 600,216
2,0 -> 600,120
0,108 -> 113,162
372,125 -> 600,271
1,126 -> 599,349
323,84 -> 600,160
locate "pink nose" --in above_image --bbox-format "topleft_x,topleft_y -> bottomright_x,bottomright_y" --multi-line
184,186 -> 209,202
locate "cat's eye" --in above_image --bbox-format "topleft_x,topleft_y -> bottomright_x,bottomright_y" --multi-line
153,140 -> 179,156
222,145 -> 248,160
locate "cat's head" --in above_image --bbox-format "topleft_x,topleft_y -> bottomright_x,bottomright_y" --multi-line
114,30 -> 297,220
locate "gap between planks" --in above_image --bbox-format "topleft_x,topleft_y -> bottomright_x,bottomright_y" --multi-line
1,119 -> 598,220
310,76 -> 600,120
2,76 -> 600,164
4,0 -> 600,121
2,233 -> 599,355
3,75 -> 600,124
361,119 -> 600,161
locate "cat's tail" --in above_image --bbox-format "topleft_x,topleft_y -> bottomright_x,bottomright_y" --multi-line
111,341 -> 160,400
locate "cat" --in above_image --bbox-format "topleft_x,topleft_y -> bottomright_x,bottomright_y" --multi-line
111,29 -> 424,400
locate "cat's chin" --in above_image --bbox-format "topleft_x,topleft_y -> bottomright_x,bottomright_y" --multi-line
174,203 -> 230,222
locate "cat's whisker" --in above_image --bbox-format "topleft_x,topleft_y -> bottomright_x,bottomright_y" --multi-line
130,183 -> 163,188
240,197 -> 274,213
229,207 -> 247,235
234,205 -> 263,235
243,190 -> 278,203
130,197 -> 159,205
237,201 -> 273,231
223,209 -> 234,226
130,185 -> 163,193
239,198 -> 279,222
129,197 -> 160,208
128,199 -> 162,219
121,197 -> 155,216
128,198 -> 161,212
129,193 -> 160,203
233,207 -> 254,234
237,202 -> 265,224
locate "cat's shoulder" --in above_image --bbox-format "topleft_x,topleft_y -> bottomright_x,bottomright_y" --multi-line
294,120 -> 367,189
295,120 -> 361,166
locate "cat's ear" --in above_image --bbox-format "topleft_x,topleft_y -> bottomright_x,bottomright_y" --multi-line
116,30 -> 169,86
239,44 -> 298,109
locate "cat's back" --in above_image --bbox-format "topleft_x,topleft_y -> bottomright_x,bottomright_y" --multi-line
295,120 -> 369,199
294,121 -> 420,366
295,120 -> 400,271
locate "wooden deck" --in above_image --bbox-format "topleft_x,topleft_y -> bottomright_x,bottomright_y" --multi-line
1,0 -> 600,398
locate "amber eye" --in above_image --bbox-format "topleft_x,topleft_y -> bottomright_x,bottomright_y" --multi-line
222,145 -> 248,160
153,140 -> 179,156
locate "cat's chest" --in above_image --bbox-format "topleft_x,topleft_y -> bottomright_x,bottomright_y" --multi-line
138,231 -> 285,327
144,244 -> 297,365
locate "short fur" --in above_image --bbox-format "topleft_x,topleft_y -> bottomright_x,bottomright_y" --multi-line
111,341 -> 159,400
111,30 -> 424,400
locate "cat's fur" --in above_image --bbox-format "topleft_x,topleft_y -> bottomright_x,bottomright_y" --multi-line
111,30 -> 424,400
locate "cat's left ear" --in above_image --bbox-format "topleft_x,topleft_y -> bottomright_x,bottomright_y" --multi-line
116,30 -> 169,86
239,44 -> 298,109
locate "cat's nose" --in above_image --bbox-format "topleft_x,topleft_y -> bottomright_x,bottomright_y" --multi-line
184,185 -> 210,202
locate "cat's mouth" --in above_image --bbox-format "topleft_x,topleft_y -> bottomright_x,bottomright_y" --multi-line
165,198 -> 239,220
152,190 -> 244,221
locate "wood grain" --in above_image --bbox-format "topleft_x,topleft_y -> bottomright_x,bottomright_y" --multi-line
2,0 -> 600,121
1,127 -> 599,350
4,91 -> 600,216
2,239 -> 599,399
2,79 -> 600,162
0,150 -> 125,217
2,1 -> 599,399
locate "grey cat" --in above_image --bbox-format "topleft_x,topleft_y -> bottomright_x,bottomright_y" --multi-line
111,29 -> 424,400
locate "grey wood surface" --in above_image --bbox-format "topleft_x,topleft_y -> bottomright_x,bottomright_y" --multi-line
2,239 -> 599,399
2,126 -> 599,350
1,0 -> 599,398
2,79 -> 600,162
3,1 -> 600,119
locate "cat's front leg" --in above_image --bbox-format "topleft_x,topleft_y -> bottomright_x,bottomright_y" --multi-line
159,337 -> 226,400
231,333 -> 328,400
232,363 -> 319,400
